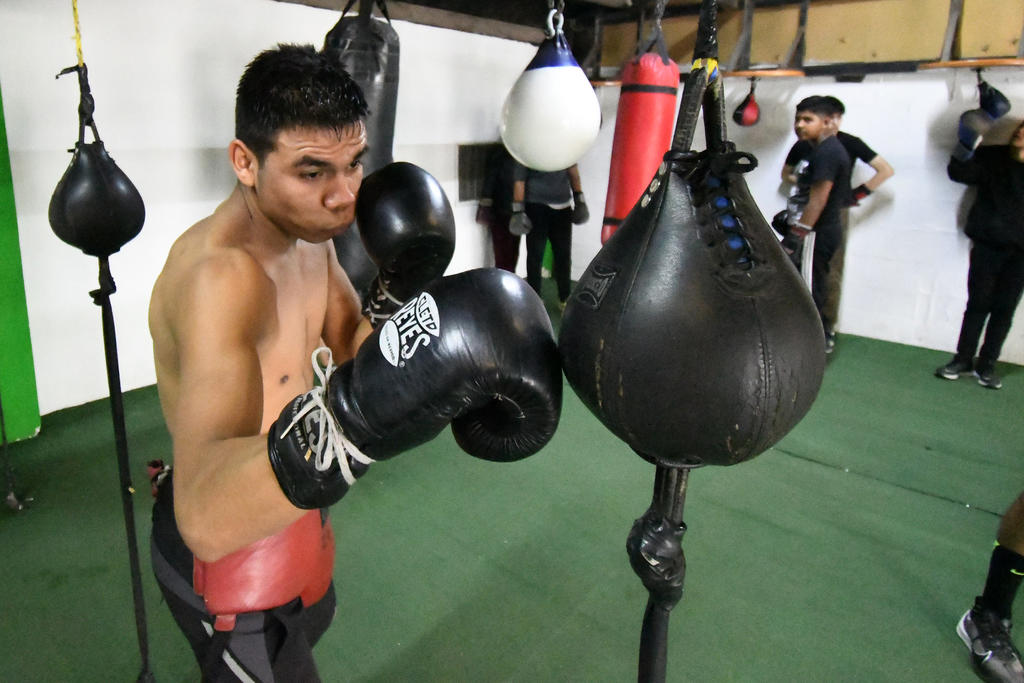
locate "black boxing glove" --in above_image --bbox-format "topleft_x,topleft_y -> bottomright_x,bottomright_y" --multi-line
850,183 -> 871,205
267,268 -> 563,509
509,201 -> 532,236
770,209 -> 790,237
356,162 -> 456,327
953,108 -> 994,162
571,191 -> 590,224
978,80 -> 1011,120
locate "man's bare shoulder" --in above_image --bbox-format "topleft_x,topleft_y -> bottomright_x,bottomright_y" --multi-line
150,199 -> 274,342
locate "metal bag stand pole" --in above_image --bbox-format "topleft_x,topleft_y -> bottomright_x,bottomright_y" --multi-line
627,464 -> 690,683
0,388 -> 30,511
51,6 -> 152,675
91,257 -> 154,683
625,2 -> 709,680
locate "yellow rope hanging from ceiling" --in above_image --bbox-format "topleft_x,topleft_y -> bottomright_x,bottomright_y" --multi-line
72,0 -> 84,66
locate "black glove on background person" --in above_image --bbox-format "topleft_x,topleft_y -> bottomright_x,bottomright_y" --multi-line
267,269 -> 563,509
509,201 -> 532,236
571,191 -> 589,224
851,183 -> 871,205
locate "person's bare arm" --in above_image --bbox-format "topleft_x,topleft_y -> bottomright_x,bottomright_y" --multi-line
513,179 -> 526,204
169,252 -> 304,562
781,164 -> 797,184
863,154 -> 895,191
567,164 -> 583,193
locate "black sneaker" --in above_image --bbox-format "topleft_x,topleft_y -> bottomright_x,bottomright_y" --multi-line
825,333 -> 836,355
976,366 -> 1003,390
957,605 -> 1024,682
936,358 -> 973,380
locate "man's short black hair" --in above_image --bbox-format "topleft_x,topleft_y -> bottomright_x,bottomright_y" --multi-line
795,95 -> 833,118
821,96 -> 845,116
235,44 -> 369,160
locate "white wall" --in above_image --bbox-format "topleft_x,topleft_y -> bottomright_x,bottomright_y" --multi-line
1,0 -> 1022,416
571,68 -> 1024,366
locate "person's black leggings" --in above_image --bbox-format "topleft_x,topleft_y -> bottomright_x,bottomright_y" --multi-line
809,226 -> 842,335
524,203 -> 573,303
956,240 -> 1024,366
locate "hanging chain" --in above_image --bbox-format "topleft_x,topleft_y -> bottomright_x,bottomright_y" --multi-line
544,0 -> 566,37
546,0 -> 566,35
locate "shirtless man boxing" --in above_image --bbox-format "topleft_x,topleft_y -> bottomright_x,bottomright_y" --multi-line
148,44 -> 561,681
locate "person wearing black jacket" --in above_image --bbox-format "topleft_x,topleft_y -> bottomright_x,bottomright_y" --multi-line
936,119 -> 1024,390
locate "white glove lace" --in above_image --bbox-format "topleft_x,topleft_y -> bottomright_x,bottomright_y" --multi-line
282,347 -> 374,485
367,272 -> 405,326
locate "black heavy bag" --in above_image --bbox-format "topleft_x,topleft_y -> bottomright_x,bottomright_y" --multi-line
323,0 -> 401,295
559,145 -> 825,468
48,64 -> 144,257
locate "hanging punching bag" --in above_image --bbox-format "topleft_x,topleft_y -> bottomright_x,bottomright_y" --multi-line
732,78 -> 760,127
323,0 -> 400,296
48,64 -> 144,258
559,66 -> 825,468
500,9 -> 601,172
601,53 -> 678,245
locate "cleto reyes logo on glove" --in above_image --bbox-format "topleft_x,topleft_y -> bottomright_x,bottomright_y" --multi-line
379,292 -> 441,367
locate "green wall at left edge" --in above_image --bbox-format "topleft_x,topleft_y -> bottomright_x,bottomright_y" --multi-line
0,80 -> 42,442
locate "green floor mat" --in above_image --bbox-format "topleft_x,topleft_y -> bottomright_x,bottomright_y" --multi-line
1,324 -> 1021,681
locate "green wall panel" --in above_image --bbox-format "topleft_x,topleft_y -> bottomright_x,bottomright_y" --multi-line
0,81 -> 41,441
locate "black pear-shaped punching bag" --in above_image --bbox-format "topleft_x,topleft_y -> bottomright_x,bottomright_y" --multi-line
559,145 -> 825,468
49,140 -> 145,258
324,0 -> 400,295
48,64 -> 144,258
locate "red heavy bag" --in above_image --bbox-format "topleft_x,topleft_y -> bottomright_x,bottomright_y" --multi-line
601,53 -> 679,244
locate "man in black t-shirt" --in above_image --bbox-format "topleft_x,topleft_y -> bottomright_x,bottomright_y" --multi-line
782,96 -> 895,351
783,96 -> 852,339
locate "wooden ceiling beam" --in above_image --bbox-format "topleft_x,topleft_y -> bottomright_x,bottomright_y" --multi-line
272,0 -> 547,42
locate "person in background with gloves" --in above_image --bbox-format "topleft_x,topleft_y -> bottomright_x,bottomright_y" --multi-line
511,162 -> 589,310
148,44 -> 562,680
936,117 -> 1024,390
781,95 -> 894,352
476,144 -> 520,273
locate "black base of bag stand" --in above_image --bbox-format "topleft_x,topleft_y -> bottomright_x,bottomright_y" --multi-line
627,465 -> 690,683
0,388 -> 31,512
90,257 -> 154,683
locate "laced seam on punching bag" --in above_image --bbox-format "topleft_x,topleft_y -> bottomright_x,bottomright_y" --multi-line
664,149 -> 758,272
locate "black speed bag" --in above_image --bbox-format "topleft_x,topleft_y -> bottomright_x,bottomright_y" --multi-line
48,140 -> 145,257
559,148 -> 825,468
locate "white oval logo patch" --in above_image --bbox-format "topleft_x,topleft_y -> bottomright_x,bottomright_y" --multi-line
379,292 -> 441,367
